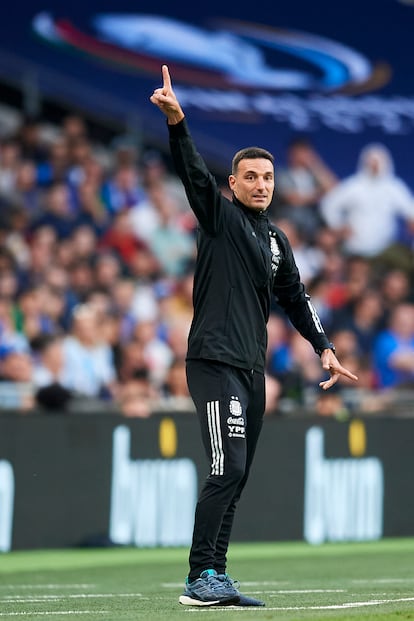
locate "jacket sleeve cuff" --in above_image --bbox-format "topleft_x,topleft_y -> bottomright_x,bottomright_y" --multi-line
167,118 -> 189,138
314,339 -> 335,357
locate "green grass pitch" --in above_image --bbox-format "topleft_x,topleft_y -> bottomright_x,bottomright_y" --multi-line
1,539 -> 414,620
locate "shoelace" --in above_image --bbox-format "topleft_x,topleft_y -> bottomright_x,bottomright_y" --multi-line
205,574 -> 229,592
217,574 -> 240,590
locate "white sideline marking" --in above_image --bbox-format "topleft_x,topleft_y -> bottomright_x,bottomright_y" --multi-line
264,589 -> 346,594
240,582 -> 290,587
230,589 -> 346,596
353,578 -> 414,584
184,595 -> 414,611
0,585 -> 95,590
274,597 -> 414,611
0,612 -> 108,617
0,593 -> 142,603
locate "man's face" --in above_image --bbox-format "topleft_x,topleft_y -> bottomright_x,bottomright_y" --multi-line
364,152 -> 385,177
228,158 -> 274,211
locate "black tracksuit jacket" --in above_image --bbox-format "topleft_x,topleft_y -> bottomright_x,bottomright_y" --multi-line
168,119 -> 331,374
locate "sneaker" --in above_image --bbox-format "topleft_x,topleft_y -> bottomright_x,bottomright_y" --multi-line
179,569 -> 240,606
217,573 -> 265,607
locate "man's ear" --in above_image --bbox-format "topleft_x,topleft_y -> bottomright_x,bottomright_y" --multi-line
228,174 -> 235,191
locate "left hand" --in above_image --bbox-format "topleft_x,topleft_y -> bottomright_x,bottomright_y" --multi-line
319,349 -> 358,390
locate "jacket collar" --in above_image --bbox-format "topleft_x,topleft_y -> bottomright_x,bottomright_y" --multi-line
232,196 -> 268,220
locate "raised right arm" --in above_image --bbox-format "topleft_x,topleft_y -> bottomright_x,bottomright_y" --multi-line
150,65 -> 225,234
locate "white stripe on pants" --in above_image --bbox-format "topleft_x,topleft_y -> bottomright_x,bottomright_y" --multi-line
207,400 -> 224,475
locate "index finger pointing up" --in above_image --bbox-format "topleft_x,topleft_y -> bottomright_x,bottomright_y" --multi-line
162,64 -> 172,91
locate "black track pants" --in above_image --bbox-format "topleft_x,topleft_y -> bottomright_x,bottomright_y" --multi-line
186,359 -> 265,581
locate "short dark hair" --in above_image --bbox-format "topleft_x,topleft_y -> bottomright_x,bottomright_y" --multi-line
231,147 -> 274,175
30,332 -> 61,354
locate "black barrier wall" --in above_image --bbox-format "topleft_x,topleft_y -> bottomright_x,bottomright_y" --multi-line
0,412 -> 413,551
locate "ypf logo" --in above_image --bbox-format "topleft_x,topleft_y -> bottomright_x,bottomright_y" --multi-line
227,397 -> 245,438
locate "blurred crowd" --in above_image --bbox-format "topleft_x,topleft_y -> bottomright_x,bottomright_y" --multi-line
0,112 -> 413,418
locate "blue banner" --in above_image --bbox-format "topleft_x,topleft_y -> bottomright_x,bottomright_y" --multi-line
0,0 -> 413,184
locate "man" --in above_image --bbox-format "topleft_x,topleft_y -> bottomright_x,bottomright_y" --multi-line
150,65 -> 358,608
320,143 -> 414,259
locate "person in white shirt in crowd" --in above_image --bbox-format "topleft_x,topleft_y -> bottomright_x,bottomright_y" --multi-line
320,143 -> 414,258
61,303 -> 117,398
32,333 -> 66,389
